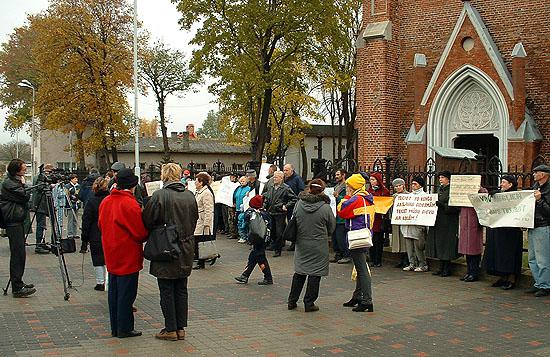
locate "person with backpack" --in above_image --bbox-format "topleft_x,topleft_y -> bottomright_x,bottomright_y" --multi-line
234,195 -> 273,285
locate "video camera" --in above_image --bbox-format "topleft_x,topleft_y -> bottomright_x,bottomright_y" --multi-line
38,165 -> 69,185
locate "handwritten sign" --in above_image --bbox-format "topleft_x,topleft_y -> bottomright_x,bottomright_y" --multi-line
145,181 -> 163,196
216,180 -> 240,206
468,190 -> 535,228
449,175 -> 481,207
390,194 -> 439,226
324,187 -> 337,216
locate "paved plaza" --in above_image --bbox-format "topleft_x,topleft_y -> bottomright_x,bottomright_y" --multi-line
0,235 -> 549,356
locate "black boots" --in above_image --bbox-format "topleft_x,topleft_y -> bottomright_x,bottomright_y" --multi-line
352,303 -> 374,312
343,298 -> 359,307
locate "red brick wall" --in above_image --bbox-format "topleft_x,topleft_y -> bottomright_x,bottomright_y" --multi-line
356,0 -> 549,167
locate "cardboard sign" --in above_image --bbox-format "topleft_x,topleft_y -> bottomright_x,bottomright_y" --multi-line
216,180 -> 240,206
468,190 -> 535,228
449,175 -> 481,207
390,194 -> 439,226
258,163 -> 273,183
145,181 -> 163,196
373,196 -> 394,214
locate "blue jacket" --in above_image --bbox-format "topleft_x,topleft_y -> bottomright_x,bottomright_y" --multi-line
285,172 -> 305,196
233,185 -> 251,212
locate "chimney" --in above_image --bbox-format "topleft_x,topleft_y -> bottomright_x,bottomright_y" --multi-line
170,131 -> 178,138
186,123 -> 197,139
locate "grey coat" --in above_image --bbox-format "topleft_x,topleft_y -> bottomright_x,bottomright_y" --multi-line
294,193 -> 336,277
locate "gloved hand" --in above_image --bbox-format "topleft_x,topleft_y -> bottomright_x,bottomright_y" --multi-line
80,241 -> 88,254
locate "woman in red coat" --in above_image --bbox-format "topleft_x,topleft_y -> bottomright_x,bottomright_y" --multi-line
368,172 -> 390,267
99,169 -> 148,339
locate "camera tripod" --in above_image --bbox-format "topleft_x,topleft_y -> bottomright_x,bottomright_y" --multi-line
2,182 -> 73,300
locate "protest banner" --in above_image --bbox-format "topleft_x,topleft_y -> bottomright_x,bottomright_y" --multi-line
449,175 -> 481,207
216,180 -> 240,206
373,196 -> 394,214
390,194 -> 438,226
324,187 -> 337,216
468,190 -> 535,228
259,163 -> 273,183
242,183 -> 265,211
144,181 -> 163,196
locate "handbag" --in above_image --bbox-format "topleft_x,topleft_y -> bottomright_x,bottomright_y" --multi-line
143,190 -> 181,262
347,197 -> 373,250
51,237 -> 76,256
197,227 -> 219,260
282,213 -> 298,243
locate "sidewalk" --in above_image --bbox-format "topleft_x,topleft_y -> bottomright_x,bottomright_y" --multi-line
0,235 -> 548,356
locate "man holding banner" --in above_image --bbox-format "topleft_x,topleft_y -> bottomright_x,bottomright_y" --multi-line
526,165 -> 550,297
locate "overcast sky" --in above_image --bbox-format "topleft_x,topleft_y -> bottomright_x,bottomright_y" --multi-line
0,0 -> 217,144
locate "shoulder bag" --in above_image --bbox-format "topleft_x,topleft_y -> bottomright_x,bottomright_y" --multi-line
143,190 -> 181,262
198,227 -> 219,260
347,196 -> 373,250
283,211 -> 298,243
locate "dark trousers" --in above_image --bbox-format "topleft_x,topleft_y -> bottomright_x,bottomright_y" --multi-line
35,213 -> 47,246
243,244 -> 272,280
369,232 -> 384,265
466,254 -> 481,278
158,278 -> 188,332
350,249 -> 373,304
215,203 -> 225,232
271,214 -> 287,253
288,273 -> 321,307
6,225 -> 26,291
108,272 -> 138,335
332,223 -> 349,258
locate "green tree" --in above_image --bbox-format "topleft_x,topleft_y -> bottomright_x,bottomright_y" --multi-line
171,0 -> 333,161
197,110 -> 226,139
140,41 -> 196,160
0,140 -> 31,161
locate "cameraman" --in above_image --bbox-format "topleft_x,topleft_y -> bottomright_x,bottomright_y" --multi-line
32,164 -> 54,254
65,174 -> 80,239
0,159 -> 36,297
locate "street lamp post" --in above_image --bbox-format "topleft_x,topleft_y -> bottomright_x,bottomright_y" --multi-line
133,0 -> 140,180
17,79 -> 39,178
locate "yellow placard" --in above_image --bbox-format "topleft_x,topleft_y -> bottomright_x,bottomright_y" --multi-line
373,196 -> 394,214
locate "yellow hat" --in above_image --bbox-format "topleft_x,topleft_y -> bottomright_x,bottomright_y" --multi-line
346,174 -> 366,190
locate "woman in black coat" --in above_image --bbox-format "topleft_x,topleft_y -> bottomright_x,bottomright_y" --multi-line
81,176 -> 110,291
143,163 -> 199,342
482,175 -> 524,290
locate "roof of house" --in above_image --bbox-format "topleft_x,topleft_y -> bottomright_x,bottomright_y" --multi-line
118,137 -> 250,155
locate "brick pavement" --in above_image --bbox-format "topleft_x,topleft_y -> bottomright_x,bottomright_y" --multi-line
0,235 -> 548,356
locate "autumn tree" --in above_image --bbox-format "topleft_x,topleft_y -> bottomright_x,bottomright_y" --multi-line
197,110 -> 226,139
139,118 -> 159,137
140,41 -> 196,160
171,0 -> 334,162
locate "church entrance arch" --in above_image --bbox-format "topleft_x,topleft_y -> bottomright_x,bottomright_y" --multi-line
427,65 -> 508,165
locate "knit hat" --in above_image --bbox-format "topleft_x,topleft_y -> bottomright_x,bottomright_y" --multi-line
370,172 -> 385,188
249,195 -> 264,209
183,169 -> 190,176
438,170 -> 452,180
412,176 -> 425,187
392,178 -> 405,187
501,175 -> 518,189
346,174 -> 366,190
111,161 -> 126,172
245,169 -> 257,178
533,164 -> 550,174
116,168 -> 138,189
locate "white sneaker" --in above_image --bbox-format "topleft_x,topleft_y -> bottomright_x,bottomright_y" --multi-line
403,265 -> 415,271
414,266 -> 428,272
237,239 -> 246,243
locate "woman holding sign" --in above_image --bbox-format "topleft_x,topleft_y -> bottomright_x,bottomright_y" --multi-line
337,174 -> 375,312
426,171 -> 460,277
368,172 -> 390,267
482,176 -> 523,290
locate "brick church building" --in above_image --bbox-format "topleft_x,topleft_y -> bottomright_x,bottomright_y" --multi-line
355,0 -> 548,170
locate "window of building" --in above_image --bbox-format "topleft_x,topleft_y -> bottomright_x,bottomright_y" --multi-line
57,162 -> 77,171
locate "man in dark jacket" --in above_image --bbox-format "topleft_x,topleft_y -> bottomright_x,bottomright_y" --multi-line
33,164 -> 54,254
526,164 -> 550,297
330,169 -> 351,263
79,168 -> 100,208
246,169 -> 262,195
0,159 -> 35,297
263,171 -> 297,257
283,164 -> 305,251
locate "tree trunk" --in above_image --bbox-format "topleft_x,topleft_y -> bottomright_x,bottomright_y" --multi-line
300,138 -> 308,180
109,128 -> 118,163
75,130 -> 86,170
253,87 -> 273,161
158,97 -> 170,159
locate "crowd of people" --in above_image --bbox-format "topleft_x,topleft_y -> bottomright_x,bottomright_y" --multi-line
0,158 -> 548,342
